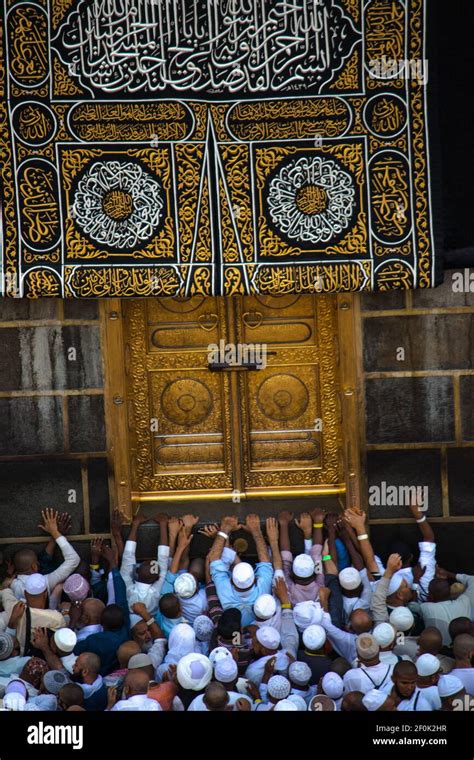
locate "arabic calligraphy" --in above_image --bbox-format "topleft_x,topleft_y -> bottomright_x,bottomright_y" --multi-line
12,103 -> 57,147
8,5 -> 49,87
370,152 -> 411,242
54,0 -> 357,95
267,155 -> 356,245
18,160 -> 61,249
72,160 -> 164,249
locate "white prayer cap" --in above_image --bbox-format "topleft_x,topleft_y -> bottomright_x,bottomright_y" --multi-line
214,656 -> 238,684
388,570 -> 409,596
174,573 -> 197,599
362,689 -> 389,712
438,674 -> 464,698
287,694 -> 307,711
274,651 -> 290,675
288,661 -> 312,687
209,646 -> 233,664
373,623 -> 396,648
356,633 -> 379,660
130,614 -> 142,630
416,653 -> 441,677
339,567 -> 361,591
168,623 -> 196,660
54,628 -> 77,654
255,626 -> 280,651
3,692 -> 26,711
389,606 -> 414,632
273,698 -> 298,711
128,653 -> 153,669
267,675 -> 291,699
177,653 -> 213,691
302,624 -> 326,651
24,573 -> 47,595
253,594 -> 276,620
292,554 -> 315,579
293,600 -> 323,630
232,562 -> 255,590
321,672 -> 344,699
193,615 -> 214,642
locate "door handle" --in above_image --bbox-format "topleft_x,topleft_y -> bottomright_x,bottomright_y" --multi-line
242,311 -> 263,329
198,313 -> 218,331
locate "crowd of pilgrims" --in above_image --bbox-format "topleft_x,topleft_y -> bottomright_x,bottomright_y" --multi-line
0,503 -> 473,713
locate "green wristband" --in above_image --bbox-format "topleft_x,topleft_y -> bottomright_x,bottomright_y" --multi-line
322,554 -> 332,561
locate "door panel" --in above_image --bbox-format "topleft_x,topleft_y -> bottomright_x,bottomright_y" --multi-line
121,294 -> 344,500
234,295 -> 343,493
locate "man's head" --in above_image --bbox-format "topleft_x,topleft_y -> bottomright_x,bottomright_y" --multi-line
428,579 -> 451,603
453,634 -> 474,665
386,577 -> 413,607
159,593 -> 181,620
253,626 -> 281,657
231,563 -> 255,593
117,640 -> 141,669
339,568 -> 362,598
136,560 -> 158,585
13,548 -> 38,575
122,669 -> 150,700
362,689 -> 396,712
392,661 -> 417,700
128,653 -> 154,681
72,652 -> 101,685
20,657 -> 49,689
349,609 -> 373,635
449,617 -> 472,643
217,608 -> 241,642
356,634 -> 380,666
330,658 -> 352,678
291,555 -> 315,586
101,604 -> 124,632
24,574 -> 48,609
416,653 -> 442,687
418,626 -> 443,656
341,691 -> 366,711
58,683 -> 85,711
438,674 -> 466,711
131,619 -> 152,650
79,598 -> 105,628
373,623 -> 396,652
302,625 -> 326,654
51,628 -> 77,657
0,632 -> 20,660
203,682 -> 230,711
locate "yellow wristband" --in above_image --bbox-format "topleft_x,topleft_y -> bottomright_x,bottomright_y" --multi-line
313,523 -> 324,528
281,603 -> 292,609
90,563 -> 100,570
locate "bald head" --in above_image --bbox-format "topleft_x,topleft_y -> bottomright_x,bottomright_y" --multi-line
203,682 -> 229,711
123,669 -> 150,698
341,691 -> 366,712
418,627 -> 442,655
453,634 -> 474,661
394,660 -> 416,679
449,617 -> 472,642
428,579 -> 450,603
14,548 -> 37,574
117,640 -> 141,669
350,609 -> 373,634
81,598 -> 105,626
79,652 -> 100,674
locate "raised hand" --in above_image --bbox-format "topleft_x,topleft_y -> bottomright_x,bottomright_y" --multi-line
386,553 -> 402,575
153,512 -> 169,524
311,506 -> 326,524
132,512 -> 149,526
295,512 -> 312,539
220,516 -> 240,535
198,523 -> 219,538
32,626 -> 49,651
265,517 -> 279,544
182,514 -> 199,535
277,510 -> 294,526
111,508 -> 127,533
90,538 -> 103,565
273,575 -> 290,605
38,508 -> 60,537
176,525 -> 193,551
244,514 -> 262,534
101,542 -> 118,569
57,512 -> 72,536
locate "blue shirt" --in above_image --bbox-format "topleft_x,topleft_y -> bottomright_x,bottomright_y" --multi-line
210,560 -> 273,627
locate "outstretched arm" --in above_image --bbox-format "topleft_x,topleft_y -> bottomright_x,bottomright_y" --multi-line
277,511 -> 293,553
265,518 -> 282,572
244,514 -> 270,564
344,508 -> 379,575
38,509 -> 80,592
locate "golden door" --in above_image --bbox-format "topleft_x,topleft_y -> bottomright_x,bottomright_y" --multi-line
104,294 -> 362,508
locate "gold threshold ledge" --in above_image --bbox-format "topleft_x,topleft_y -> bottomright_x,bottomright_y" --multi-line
131,484 -> 346,503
